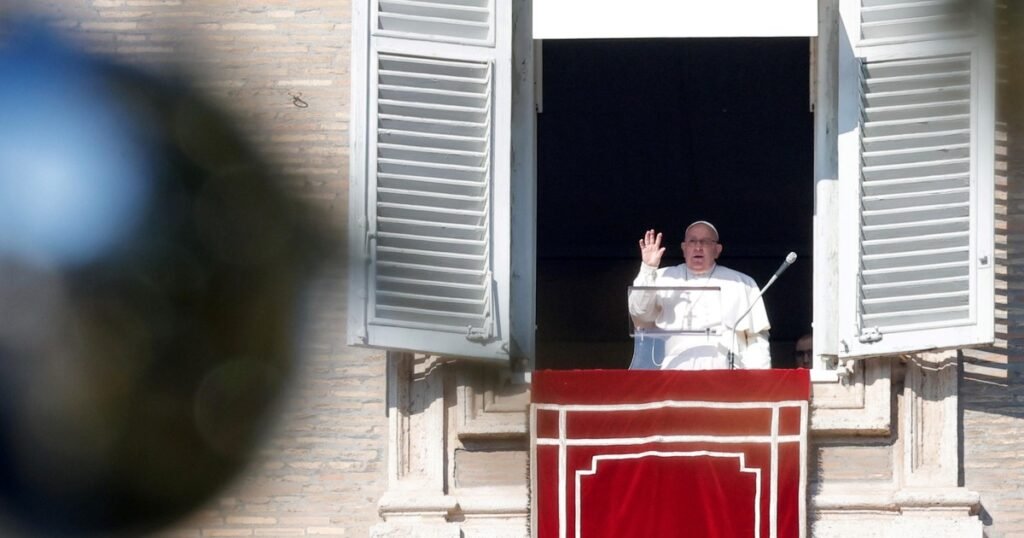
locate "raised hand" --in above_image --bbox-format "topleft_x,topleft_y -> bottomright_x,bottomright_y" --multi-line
638,229 -> 666,268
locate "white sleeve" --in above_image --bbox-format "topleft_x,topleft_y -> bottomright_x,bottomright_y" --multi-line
628,263 -> 660,325
738,330 -> 772,369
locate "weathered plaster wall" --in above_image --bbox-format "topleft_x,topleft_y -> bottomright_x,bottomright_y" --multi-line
1,2 -> 386,536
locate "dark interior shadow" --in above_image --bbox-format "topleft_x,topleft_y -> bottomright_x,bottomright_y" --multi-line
535,37 -> 814,370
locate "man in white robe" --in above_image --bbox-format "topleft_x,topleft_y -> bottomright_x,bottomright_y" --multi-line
628,221 -> 771,370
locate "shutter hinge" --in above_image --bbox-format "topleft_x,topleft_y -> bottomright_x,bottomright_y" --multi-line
364,231 -> 376,257
857,326 -> 883,344
466,326 -> 492,342
465,270 -> 496,343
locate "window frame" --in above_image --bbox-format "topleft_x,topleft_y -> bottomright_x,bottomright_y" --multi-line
350,0 -> 994,375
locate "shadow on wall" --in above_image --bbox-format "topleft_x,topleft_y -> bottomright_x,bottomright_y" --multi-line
961,7 -> 1024,536
961,3 -> 1024,399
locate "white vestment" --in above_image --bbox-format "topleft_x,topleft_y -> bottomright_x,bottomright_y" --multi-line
628,262 -> 771,370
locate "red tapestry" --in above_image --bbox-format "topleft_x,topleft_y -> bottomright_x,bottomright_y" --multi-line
531,369 -> 810,538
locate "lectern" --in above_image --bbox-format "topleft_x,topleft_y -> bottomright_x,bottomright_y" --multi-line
530,369 -> 810,538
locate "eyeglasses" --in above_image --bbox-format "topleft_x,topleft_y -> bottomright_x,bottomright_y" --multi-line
684,239 -> 718,247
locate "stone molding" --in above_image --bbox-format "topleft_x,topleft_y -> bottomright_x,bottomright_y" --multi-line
811,358 -> 892,434
811,350 -> 982,536
375,354 -> 529,536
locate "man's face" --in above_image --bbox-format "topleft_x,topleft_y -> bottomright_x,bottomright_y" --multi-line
795,335 -> 813,369
682,223 -> 722,273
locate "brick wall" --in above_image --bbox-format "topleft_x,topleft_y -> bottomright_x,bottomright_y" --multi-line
10,2 -> 1024,537
961,3 -> 1024,536
2,1 -> 386,536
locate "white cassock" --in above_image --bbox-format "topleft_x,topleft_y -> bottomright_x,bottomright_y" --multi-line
628,262 -> 771,370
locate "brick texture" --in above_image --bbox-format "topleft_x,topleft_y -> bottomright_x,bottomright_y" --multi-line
961,3 -> 1024,537
9,1 -> 1024,537
1,1 -> 385,536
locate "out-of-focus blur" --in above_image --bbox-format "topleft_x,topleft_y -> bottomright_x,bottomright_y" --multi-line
0,20 -> 317,537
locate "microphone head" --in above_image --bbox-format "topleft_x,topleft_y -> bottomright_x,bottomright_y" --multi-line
786,252 -> 798,264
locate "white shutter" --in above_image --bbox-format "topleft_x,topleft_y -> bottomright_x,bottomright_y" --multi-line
837,0 -> 994,358
350,0 -> 519,361
377,0 -> 493,43
859,0 -> 974,42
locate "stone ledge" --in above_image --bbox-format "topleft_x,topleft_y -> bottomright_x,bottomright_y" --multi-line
812,517 -> 983,538
370,523 -> 461,538
378,491 -> 459,519
893,487 -> 981,509
454,486 -> 529,515
813,487 -> 981,514
812,491 -> 899,513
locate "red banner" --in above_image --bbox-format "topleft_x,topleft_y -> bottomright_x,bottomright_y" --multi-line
531,370 -> 810,538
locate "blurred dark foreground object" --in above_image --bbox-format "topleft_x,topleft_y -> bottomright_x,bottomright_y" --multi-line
0,22 -> 320,536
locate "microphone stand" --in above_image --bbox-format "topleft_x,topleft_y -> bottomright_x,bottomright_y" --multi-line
726,253 -> 797,369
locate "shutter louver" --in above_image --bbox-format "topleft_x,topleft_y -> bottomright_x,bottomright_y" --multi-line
373,53 -> 494,333
860,0 -> 973,42
838,0 -> 994,358
377,0 -> 492,43
858,54 -> 972,330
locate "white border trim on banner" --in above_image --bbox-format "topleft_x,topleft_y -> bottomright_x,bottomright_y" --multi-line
532,399 -> 807,538
575,451 -> 763,538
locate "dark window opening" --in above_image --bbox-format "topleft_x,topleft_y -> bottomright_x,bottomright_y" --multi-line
535,38 -> 814,370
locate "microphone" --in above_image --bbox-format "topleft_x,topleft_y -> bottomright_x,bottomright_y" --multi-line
727,252 -> 798,368
773,252 -> 798,280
